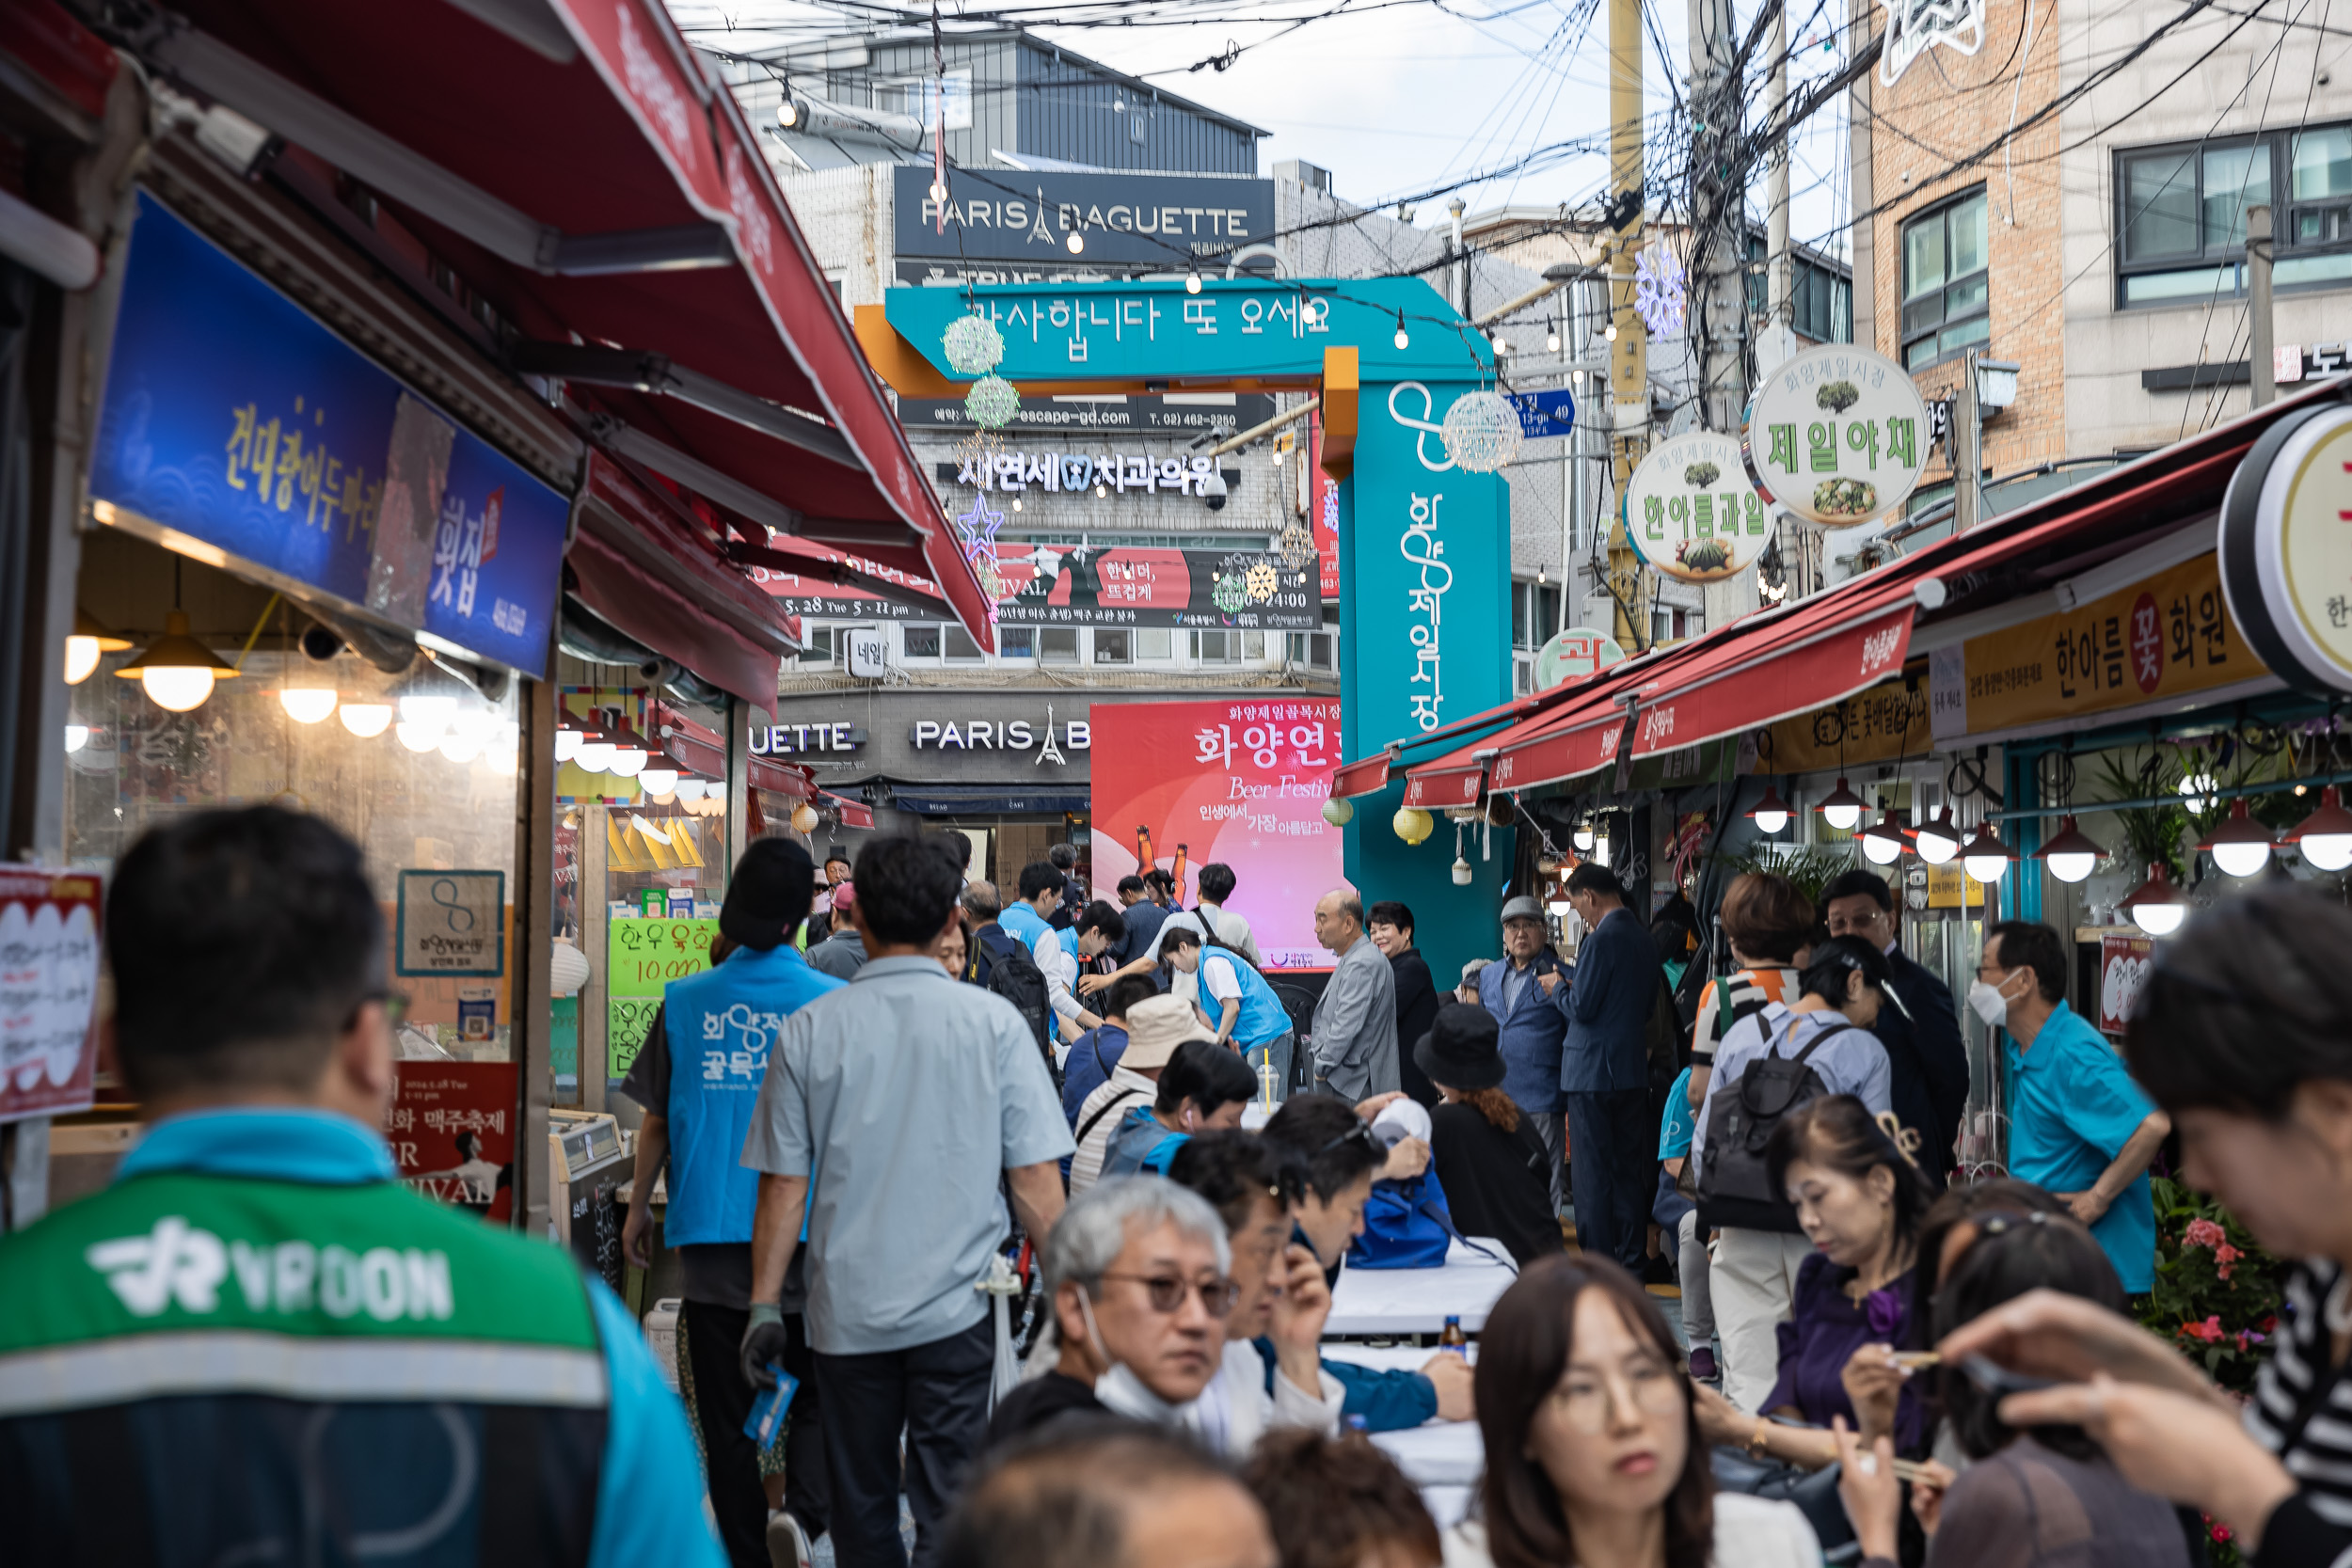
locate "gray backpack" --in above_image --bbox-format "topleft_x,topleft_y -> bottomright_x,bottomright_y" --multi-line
1695,1018 -> 1849,1235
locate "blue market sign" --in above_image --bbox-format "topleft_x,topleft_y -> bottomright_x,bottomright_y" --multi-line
90,192 -> 568,678
1506,388 -> 1576,438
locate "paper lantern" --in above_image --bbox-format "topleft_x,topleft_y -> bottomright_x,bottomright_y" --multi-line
791,801 -> 822,835
1392,807 -> 1434,846
1322,796 -> 1354,826
549,938 -> 591,998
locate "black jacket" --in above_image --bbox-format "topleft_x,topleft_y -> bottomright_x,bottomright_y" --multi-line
1391,948 -> 1442,1107
1429,1101 -> 1565,1266
1880,943 -> 1971,1180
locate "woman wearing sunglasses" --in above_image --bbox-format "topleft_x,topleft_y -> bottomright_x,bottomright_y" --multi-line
1940,887 -> 2352,1568
1446,1255 -> 1820,1568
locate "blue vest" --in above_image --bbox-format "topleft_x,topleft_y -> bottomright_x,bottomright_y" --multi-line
1204,951 -> 1291,1048
662,944 -> 843,1247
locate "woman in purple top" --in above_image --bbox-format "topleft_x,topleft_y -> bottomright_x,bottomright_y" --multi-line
1698,1095 -> 1932,1467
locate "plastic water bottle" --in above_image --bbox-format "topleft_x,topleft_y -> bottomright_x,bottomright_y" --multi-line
1259,1058 -> 1279,1110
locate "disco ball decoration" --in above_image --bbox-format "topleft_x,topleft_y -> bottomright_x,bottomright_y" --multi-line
964,374 -> 1020,430
1277,520 -> 1316,568
1440,390 -> 1523,475
1245,562 -> 1279,602
943,313 -> 1005,376
1212,571 -> 1248,613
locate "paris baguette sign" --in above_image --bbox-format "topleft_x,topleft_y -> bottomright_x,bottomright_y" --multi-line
1742,343 -> 1930,530
2220,400 -> 2352,694
1625,432 -> 1775,583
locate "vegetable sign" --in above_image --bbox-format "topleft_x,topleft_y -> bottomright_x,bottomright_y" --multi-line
1742,343 -> 1929,529
1623,432 -> 1775,584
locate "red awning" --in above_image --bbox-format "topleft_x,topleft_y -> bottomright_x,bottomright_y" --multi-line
143,0 -> 995,652
1330,754 -> 1392,800
1400,762 -> 1487,811
821,789 -> 875,831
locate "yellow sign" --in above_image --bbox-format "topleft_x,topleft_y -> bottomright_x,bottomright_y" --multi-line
1933,552 -> 2251,739
1925,863 -> 1988,910
1755,682 -> 1929,774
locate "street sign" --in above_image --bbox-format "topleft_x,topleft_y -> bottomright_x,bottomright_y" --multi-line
1535,627 -> 1627,690
1507,388 -> 1577,438
1625,432 -> 1776,582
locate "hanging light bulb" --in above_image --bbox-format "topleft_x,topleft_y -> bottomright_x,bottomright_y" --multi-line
573,733 -> 615,773
65,609 -> 131,685
1186,269 -> 1202,294
1604,321 -> 1619,341
638,751 -> 684,797
395,720 -> 443,753
338,702 -> 393,738
1546,321 -> 1562,353
2122,863 -> 2191,937
1914,807 -> 1962,865
2286,785 -> 2352,871
608,741 -> 648,778
1960,823 -> 2018,883
930,179 -> 947,204
2200,799 -> 2279,878
1096,481 -> 1109,498
1816,777 -> 1866,832
2036,815 -> 2106,883
115,610 -> 239,712
1452,854 -> 1474,885
64,724 -> 88,753
554,726 -> 583,763
1860,808 -> 1908,865
278,687 -> 339,724
1747,786 -> 1793,835
1393,313 -> 1409,352
1572,821 -> 1594,851
1065,230 -> 1085,255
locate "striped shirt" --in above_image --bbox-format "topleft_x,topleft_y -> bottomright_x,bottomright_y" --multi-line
1691,967 -> 1803,1066
2244,1259 -> 2352,1567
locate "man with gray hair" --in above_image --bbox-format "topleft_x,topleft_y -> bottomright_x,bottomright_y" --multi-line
1309,889 -> 1398,1099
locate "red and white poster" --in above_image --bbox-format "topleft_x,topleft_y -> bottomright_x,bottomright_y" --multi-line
1089,699 -> 1344,969
0,868 -> 101,1125
2097,933 -> 2154,1036
389,1062 -> 517,1223
1309,415 -> 1341,600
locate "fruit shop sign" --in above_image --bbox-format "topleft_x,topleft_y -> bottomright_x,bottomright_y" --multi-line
1742,343 -> 1929,529
1624,432 -> 1776,584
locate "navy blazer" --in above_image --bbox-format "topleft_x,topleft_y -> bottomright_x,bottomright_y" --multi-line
1479,952 -> 1573,1115
1560,906 -> 1656,1096
1881,942 -> 1971,1174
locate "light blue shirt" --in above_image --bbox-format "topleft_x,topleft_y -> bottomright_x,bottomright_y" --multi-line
1692,1006 -> 1892,1186
119,1109 -> 723,1568
743,955 -> 1076,1354
2005,1001 -> 2159,1293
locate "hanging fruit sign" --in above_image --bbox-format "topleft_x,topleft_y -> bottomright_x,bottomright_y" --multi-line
1623,431 -> 1774,583
1742,343 -> 1930,529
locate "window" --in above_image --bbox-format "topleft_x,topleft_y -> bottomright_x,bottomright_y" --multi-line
1094,629 -> 1132,664
944,625 -> 984,662
1901,189 -> 1990,369
1136,627 -> 1173,660
1196,630 -> 1239,663
1000,627 -> 1036,659
1652,610 -> 1674,644
2118,126 -> 2352,306
903,624 -> 942,659
798,626 -> 836,665
1512,581 -> 1564,650
1311,631 -> 1334,671
1039,627 -> 1079,664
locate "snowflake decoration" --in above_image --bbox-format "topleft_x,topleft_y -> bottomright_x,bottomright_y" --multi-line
1245,562 -> 1279,602
965,373 -> 1020,429
1440,390 -> 1522,475
1635,247 -> 1687,337
1212,571 -> 1248,614
943,313 -> 1005,375
1276,520 -> 1316,569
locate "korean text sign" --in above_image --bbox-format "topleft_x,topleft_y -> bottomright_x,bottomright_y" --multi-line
1089,700 -> 1343,969
0,869 -> 101,1125
89,193 -> 566,677
1742,343 -> 1929,529
389,1062 -> 516,1222
607,917 -> 719,1081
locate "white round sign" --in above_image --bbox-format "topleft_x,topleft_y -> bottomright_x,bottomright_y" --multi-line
1623,431 -> 1773,582
1534,627 -> 1628,690
2221,403 -> 2352,693
1741,343 -> 1930,529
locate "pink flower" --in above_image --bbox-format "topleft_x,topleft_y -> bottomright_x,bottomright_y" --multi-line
2213,1525 -> 2235,1544
2216,1242 -> 2242,1280
2185,1218 -> 2229,1249
2185,1316 -> 2227,1343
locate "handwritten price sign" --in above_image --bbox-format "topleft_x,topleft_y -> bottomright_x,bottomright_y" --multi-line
608,996 -> 663,1080
605,917 -> 719,1084
395,870 -> 505,977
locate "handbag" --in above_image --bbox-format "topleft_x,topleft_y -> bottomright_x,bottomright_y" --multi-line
1709,1445 -> 1859,1562
1344,1171 -> 1456,1270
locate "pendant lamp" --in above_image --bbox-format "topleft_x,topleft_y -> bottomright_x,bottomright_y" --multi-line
65,609 -> 133,685
1959,823 -> 2019,882
2199,800 -> 2279,879
2035,816 -> 2106,883
1859,808 -> 1908,865
2122,863 -> 2191,936
115,610 -> 239,713
2286,786 -> 2352,872
1817,777 -> 1866,832
1748,786 -> 1793,835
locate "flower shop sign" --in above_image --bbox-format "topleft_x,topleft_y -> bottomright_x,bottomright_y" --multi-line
1742,343 -> 1929,529
1623,432 -> 1773,583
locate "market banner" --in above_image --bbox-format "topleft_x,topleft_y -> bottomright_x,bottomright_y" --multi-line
991,544 -> 1317,630
1753,681 -> 1930,773
1742,343 -> 1930,529
1930,552 -> 2250,740
389,1062 -> 517,1223
1625,431 -> 1775,582
1089,699 -> 1343,969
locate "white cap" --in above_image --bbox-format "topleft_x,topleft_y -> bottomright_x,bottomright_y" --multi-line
1370,1098 -> 1433,1148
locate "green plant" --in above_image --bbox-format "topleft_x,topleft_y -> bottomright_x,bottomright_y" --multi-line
2090,751 -> 2188,880
1712,841 -> 1856,910
2137,1176 -> 2280,1395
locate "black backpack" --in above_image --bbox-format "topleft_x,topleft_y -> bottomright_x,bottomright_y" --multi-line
1695,1018 -> 1850,1234
977,927 -> 1057,1081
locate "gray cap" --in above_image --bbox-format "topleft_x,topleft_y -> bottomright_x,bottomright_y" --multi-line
1500,894 -> 1548,924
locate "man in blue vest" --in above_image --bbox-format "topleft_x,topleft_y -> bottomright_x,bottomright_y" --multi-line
1160,926 -> 1295,1100
623,837 -> 842,1568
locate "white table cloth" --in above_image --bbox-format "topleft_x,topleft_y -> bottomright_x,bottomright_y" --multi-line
1323,1239 -> 1517,1336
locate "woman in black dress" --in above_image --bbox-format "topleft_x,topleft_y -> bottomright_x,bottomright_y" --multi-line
1415,1002 -> 1565,1266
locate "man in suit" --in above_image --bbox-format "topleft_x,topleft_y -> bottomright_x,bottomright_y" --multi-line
1822,868 -> 1970,1185
1555,864 -> 1659,1273
1368,900 -> 1441,1108
1478,895 -> 1573,1212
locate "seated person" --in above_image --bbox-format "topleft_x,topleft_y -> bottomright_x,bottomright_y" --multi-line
1169,1132 -> 1472,1434
1064,974 -> 1168,1124
945,1417 -> 1278,1568
1241,1429 -> 1441,1568
1103,1038 -> 1260,1180
1259,1094 -> 1396,1289
1837,1211 -> 2191,1568
1446,1255 -> 1820,1568
1412,1003 -> 1564,1267
1073,995 -> 1211,1195
1696,1094 -> 1931,1467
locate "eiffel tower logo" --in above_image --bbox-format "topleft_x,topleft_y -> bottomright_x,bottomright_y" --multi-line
1028,188 -> 1055,249
1036,704 -> 1067,768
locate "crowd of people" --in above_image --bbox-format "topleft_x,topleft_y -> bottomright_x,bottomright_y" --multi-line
12,804 -> 2352,1568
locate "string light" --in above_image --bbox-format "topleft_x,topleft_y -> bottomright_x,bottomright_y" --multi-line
1393,313 -> 1409,352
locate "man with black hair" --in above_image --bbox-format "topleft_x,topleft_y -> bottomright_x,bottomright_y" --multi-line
941,830 -> 975,885
1195,863 -> 1263,966
1260,1094 -> 1392,1277
1109,874 -> 1170,973
1062,973 -> 1165,1123
1558,863 -> 1657,1272
804,849 -> 854,944
1368,900 -> 1440,1108
743,832 -> 1073,1568
1823,867 -> 1971,1181
1048,842 -> 1087,929
1004,862 -> 1102,1041
942,1418 -> 1277,1568
623,838 -> 843,1566
1101,1038 -> 1259,1179
0,807 -> 721,1566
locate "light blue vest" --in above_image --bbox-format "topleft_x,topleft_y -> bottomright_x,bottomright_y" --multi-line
1205,950 -> 1292,1048
662,944 -> 843,1247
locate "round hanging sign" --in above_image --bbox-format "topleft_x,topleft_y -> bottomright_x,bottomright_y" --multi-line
2220,402 -> 2352,695
1742,343 -> 1930,529
1534,626 -> 1628,690
1623,431 -> 1774,582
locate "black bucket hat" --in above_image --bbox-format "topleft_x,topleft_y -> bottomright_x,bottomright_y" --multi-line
720,838 -> 817,950
1413,1001 -> 1506,1093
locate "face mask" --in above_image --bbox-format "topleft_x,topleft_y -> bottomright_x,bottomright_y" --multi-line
1077,1287 -> 1187,1424
1966,974 -> 2013,1027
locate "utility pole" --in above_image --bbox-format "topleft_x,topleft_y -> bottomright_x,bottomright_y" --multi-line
1689,0 -> 1747,435
1762,3 -> 1793,375
1604,0 -> 1649,650
1449,198 -> 1469,317
2249,203 -> 2277,408
1953,350 -> 1982,533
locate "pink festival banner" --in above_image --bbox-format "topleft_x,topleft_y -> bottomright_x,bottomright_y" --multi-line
1089,699 -> 1344,970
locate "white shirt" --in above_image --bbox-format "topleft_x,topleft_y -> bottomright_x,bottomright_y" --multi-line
1691,1003 -> 1893,1185
1026,923 -> 1086,1026
1200,951 -> 1244,1027
1197,901 -> 1263,966
1186,1339 -> 1343,1458
1443,1493 -> 1820,1568
1070,1065 -> 1155,1194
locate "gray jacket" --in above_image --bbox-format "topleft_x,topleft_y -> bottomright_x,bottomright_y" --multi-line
1311,936 -> 1398,1100
806,928 -> 868,980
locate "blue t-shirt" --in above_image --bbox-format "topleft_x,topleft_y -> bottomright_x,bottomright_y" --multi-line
1062,1023 -> 1131,1123
1659,1065 -> 1697,1159
2005,1001 -> 2160,1292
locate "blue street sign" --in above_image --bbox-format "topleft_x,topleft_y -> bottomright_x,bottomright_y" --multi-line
1506,388 -> 1576,438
